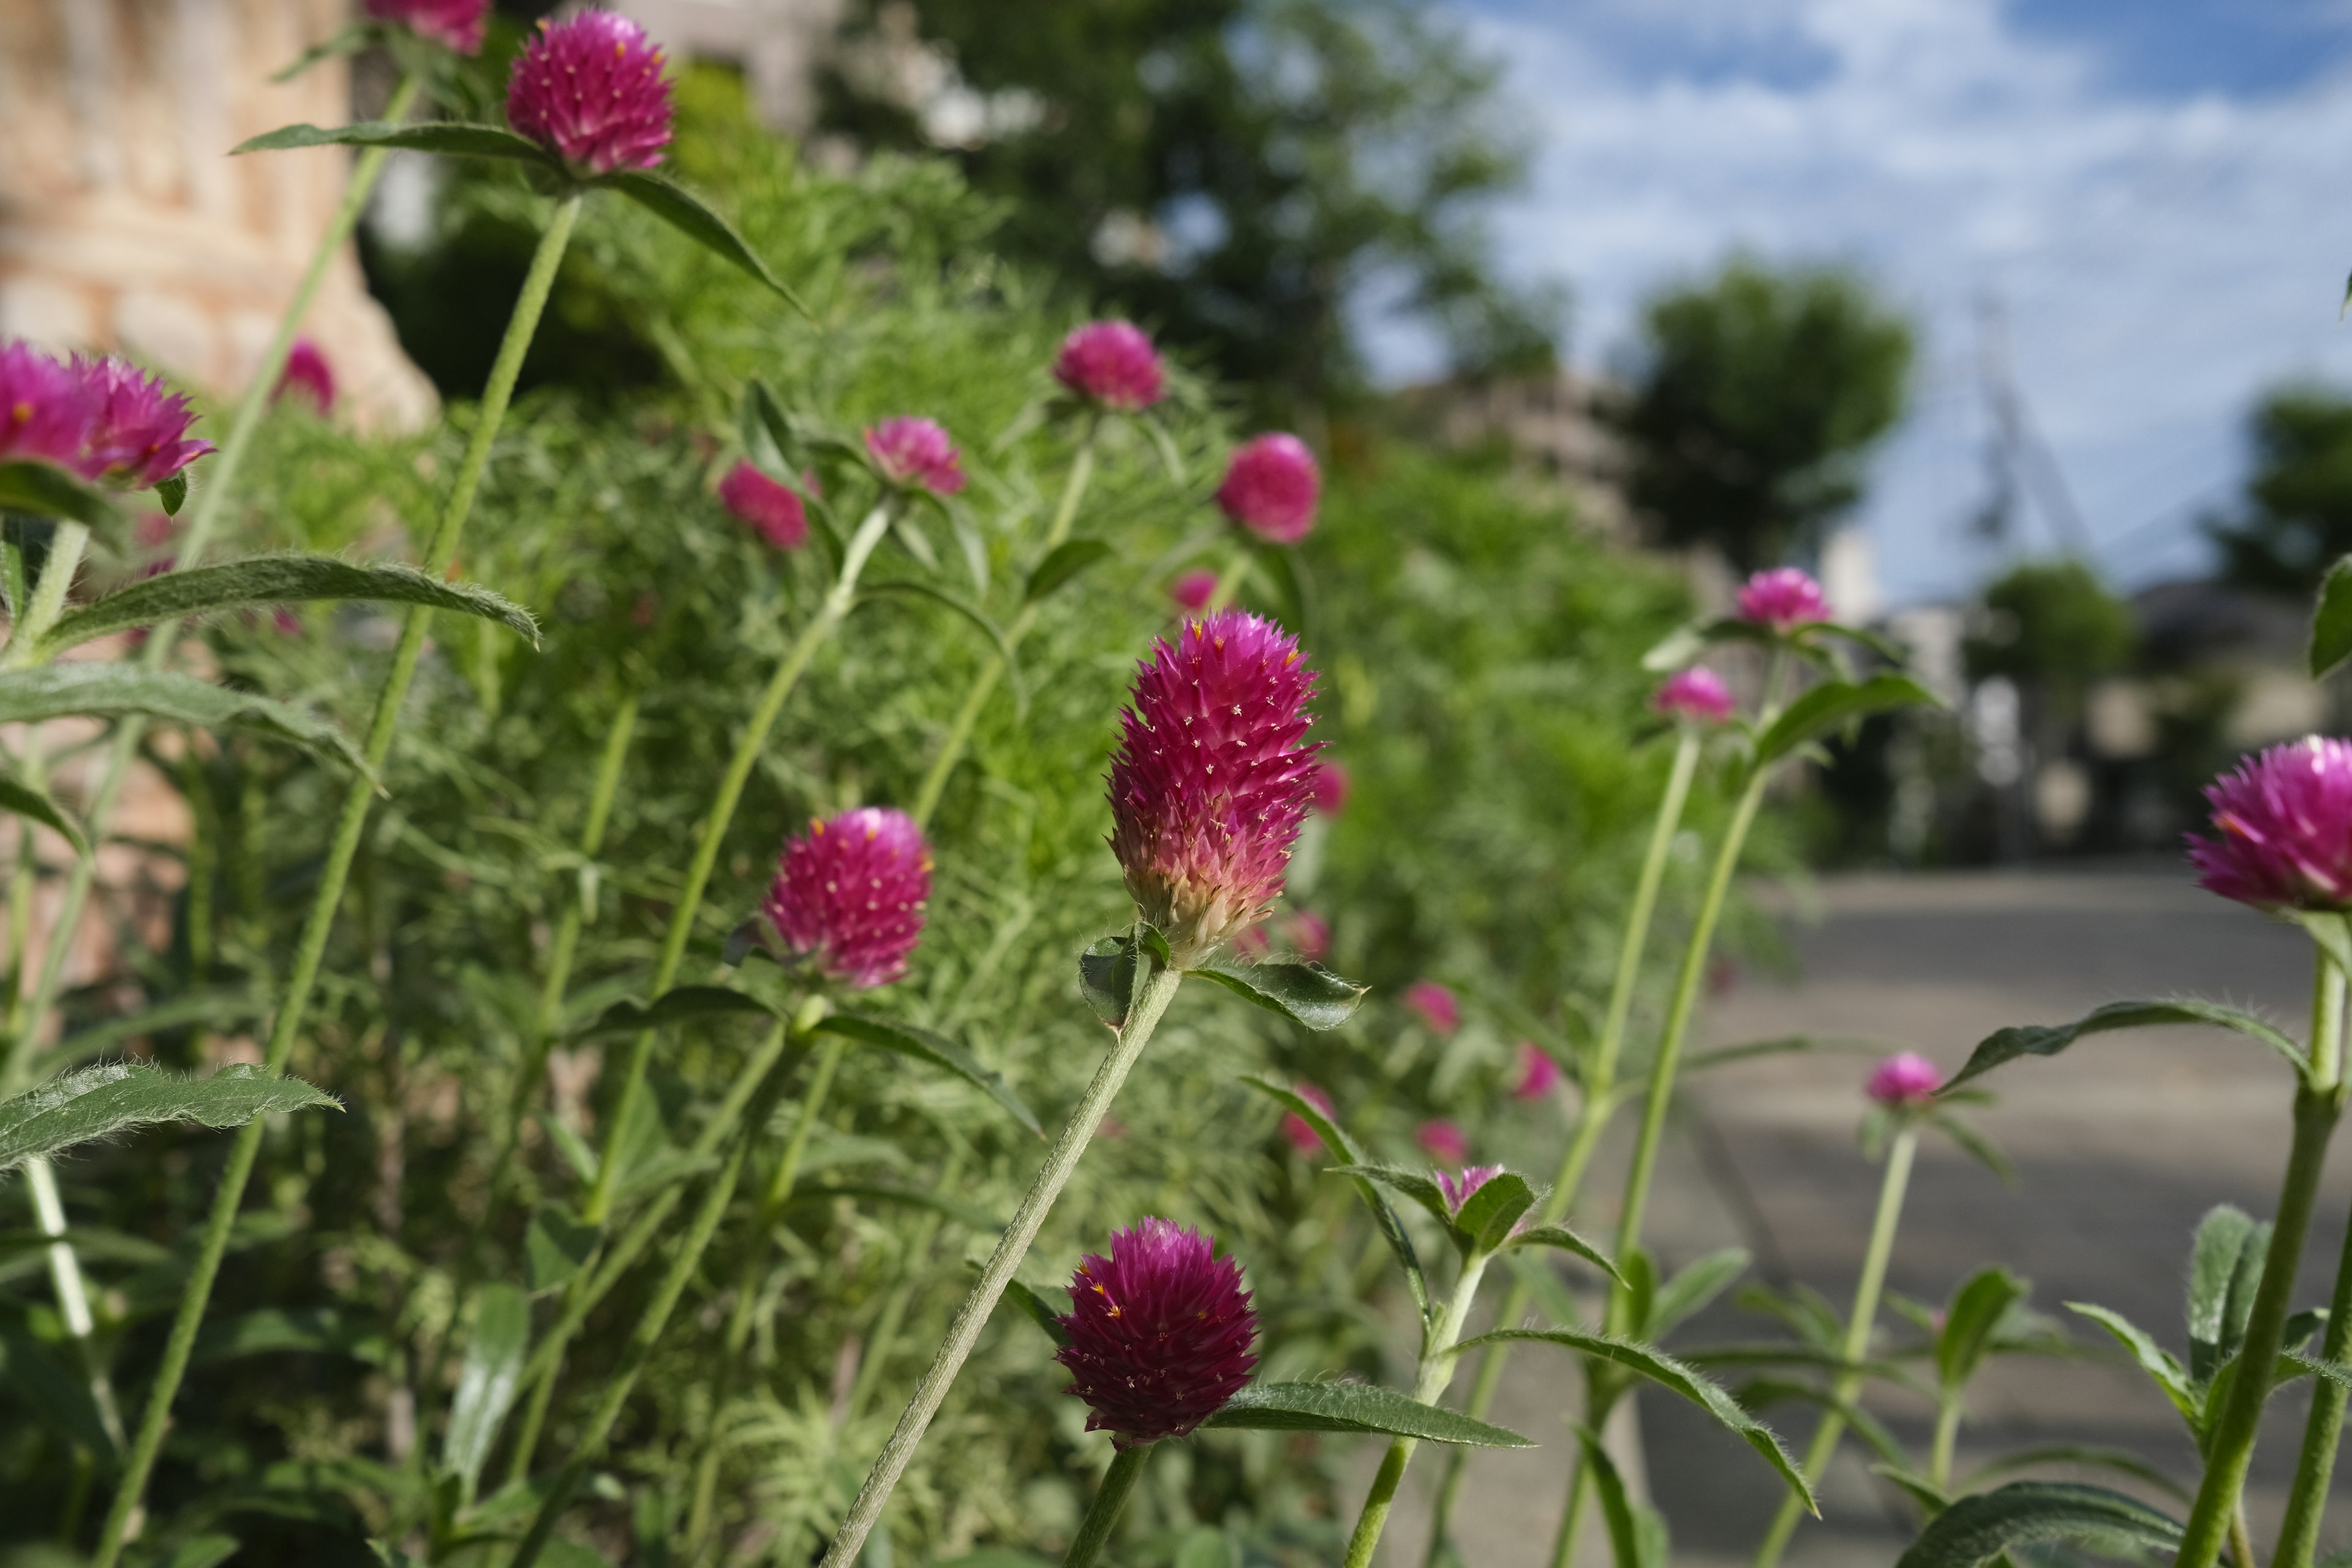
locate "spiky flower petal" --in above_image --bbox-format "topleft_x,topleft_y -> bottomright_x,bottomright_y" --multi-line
1514,1041 -> 1562,1101
364,0 -> 488,53
275,339 -> 337,412
0,342 -> 96,471
1404,980 -> 1459,1036
1054,320 -> 1166,412
1866,1052 -> 1941,1107
76,356 -> 212,488
1215,432 -> 1320,543
1057,1218 -> 1258,1446
761,807 -> 931,989
2189,737 -> 2352,910
720,461 -> 809,550
506,10 -> 674,174
1107,609 -> 1320,964
1736,567 -> 1828,633
1653,666 -> 1734,725
864,416 -> 966,496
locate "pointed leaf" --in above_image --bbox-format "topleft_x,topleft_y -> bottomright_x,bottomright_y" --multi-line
1024,539 -> 1114,604
1944,998 -> 2309,1093
816,1012 -> 1042,1138
1201,1382 -> 1531,1446
1575,1423 -> 1668,1568
0,771 -> 85,856
0,460 -> 121,529
0,1062 -> 336,1174
442,1283 -> 529,1498
2314,555 -> 2352,677
2188,1205 -> 2269,1387
1329,1163 -> 1454,1229
1871,1464 -> 1954,1517
1736,1378 -> 1909,1469
1648,1247 -> 1751,1339
1754,673 -> 1942,767
2283,1354 -> 2352,1393
37,555 -> 538,658
1937,1267 -> 2029,1392
1507,1223 -> 1627,1286
190,1306 -> 388,1365
1892,1481 -> 2182,1568
155,473 -> 187,517
233,119 -> 559,169
597,169 -> 810,315
1961,1444 -> 2192,1504
1241,1076 -> 1431,1327
0,665 -> 372,777
1077,925 -> 1166,1032
524,1204 -> 600,1295
1191,956 -> 1366,1030
1453,1170 -> 1536,1255
1001,1277 -> 1072,1346
2065,1303 -> 2197,1425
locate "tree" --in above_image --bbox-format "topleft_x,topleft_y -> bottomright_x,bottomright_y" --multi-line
1964,558 -> 2136,705
1610,257 -> 1913,572
2209,385 -> 2352,594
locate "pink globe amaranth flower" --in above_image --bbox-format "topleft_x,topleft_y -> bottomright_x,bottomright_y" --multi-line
1281,909 -> 1330,963
1215,433 -> 1321,544
1867,1052 -> 1942,1108
1108,609 -> 1320,964
1653,666 -> 1735,725
363,0 -> 487,53
1403,980 -> 1460,1036
75,356 -> 212,489
2189,737 -> 2352,910
1312,760 -> 1351,817
1417,1119 -> 1469,1167
864,416 -> 966,496
1054,320 -> 1166,412
1056,1218 -> 1258,1446
1736,567 -> 1829,633
274,339 -> 336,412
719,461 -> 809,550
1513,1041 -> 1562,1102
761,807 -> 932,988
1437,1163 -> 1506,1217
0,342 -> 96,471
1280,1080 -> 1336,1155
1170,569 -> 1218,612
505,10 -> 674,175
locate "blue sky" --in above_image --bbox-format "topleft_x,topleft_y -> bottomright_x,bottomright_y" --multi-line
1400,0 -> 2352,606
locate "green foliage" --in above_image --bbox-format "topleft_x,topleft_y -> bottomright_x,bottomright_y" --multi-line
2210,383 -> 2352,594
1961,557 -> 2135,696
0,1064 -> 336,1175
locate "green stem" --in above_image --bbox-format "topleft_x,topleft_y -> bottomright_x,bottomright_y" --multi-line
1547,1460 -> 1591,1568
1344,1250 -> 1494,1568
25,1157 -> 124,1450
1752,1122 -> 1918,1568
89,190 -> 582,1568
2,521 -> 88,668
818,965 -> 1186,1566
1062,1444 -> 1153,1568
582,503 -> 892,1227
1425,731 -> 1703,1565
908,420 -> 1098,828
1929,1395 -> 1962,1494
1204,537 -> 1253,612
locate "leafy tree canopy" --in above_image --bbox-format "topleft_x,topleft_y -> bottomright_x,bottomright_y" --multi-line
1964,558 -> 2137,690
2209,385 -> 2352,595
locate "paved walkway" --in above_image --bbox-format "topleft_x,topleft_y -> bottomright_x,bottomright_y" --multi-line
1387,864 -> 2350,1566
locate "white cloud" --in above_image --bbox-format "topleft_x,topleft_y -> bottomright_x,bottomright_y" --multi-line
1430,0 -> 2352,603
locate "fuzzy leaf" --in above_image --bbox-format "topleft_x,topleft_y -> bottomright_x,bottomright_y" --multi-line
1754,673 -> 1942,768
0,1062 -> 336,1174
1646,1246 -> 1752,1338
1937,1267 -> 2029,1392
1077,925 -> 1167,1031
1191,956 -> 1366,1030
1893,1482 -> 2182,1568
2188,1205 -> 2269,1389
1945,998 -> 2309,1093
1329,1163 -> 1455,1229
0,665 -> 372,777
1452,1170 -> 1536,1255
2066,1303 -> 2198,1427
234,119 -> 558,168
523,1204 -> 600,1295
1962,1444 -> 2191,1504
2314,555 -> 2352,677
817,1012 -> 1042,1137
1507,1223 -> 1627,1286
572,985 -> 776,1039
441,1283 -> 529,1499
0,771 -> 85,856
1576,1423 -> 1668,1568
1241,1076 -> 1431,1327
597,169 -> 809,315
0,460 -> 120,529
1201,1381 -> 1531,1446
156,473 -> 188,517
1024,538 -> 1114,603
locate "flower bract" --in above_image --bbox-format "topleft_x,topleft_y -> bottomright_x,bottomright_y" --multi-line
761,807 -> 932,988
1215,432 -> 1320,543
1055,1218 -> 1258,1446
2188,737 -> 2352,911
1053,320 -> 1166,412
506,10 -> 675,175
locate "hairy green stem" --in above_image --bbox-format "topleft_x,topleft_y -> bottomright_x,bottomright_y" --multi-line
1345,1251 -> 1494,1568
1063,1443 -> 1153,1568
2,522 -> 88,668
89,190 -> 582,1568
1929,1396 -> 1962,1494
820,965 -> 1186,1566
1752,1122 -> 1918,1568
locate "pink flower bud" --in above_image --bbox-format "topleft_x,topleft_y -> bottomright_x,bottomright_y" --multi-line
1513,1042 -> 1562,1101
1053,320 -> 1166,412
1403,981 -> 1459,1036
1280,1081 -> 1336,1154
275,339 -> 336,412
1170,569 -> 1218,612
2190,737 -> 2352,910
0,342 -> 96,472
1215,433 -> 1321,544
1056,1218 -> 1258,1446
1416,1118 -> 1469,1167
864,415 -> 966,496
363,0 -> 487,53
505,11 -> 674,175
1436,1163 -> 1506,1216
1653,666 -> 1734,725
1866,1052 -> 1942,1107
1281,910 -> 1330,963
1311,760 -> 1351,816
1108,609 -> 1320,963
718,461 -> 808,550
1735,567 -> 1828,633
761,807 -> 932,989
74,356 -> 213,489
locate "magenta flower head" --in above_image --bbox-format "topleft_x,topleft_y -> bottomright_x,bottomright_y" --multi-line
1653,666 -> 1735,725
1054,321 -> 1166,412
719,461 -> 808,551
364,0 -> 488,52
761,807 -> 932,989
2188,737 -> 2352,910
1866,1052 -> 1942,1109
1170,569 -> 1218,612
1108,609 -> 1320,964
1404,980 -> 1460,1036
275,339 -> 337,412
1736,567 -> 1829,633
1056,1218 -> 1258,1447
1215,433 -> 1321,544
506,11 -> 674,175
1437,1163 -> 1505,1217
1417,1118 -> 1468,1167
1280,1080 -> 1336,1154
75,357 -> 211,489
864,416 -> 966,496
0,342 -> 96,471
1514,1041 -> 1562,1102
1312,760 -> 1351,817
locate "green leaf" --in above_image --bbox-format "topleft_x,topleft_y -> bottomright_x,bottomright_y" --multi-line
596,170 -> 810,316
1077,925 -> 1168,1031
1871,1464 -> 1954,1517
523,1204 -> 600,1295
2187,1205 -> 2269,1389
1200,1381 -> 1531,1446
1191,956 -> 1367,1030
1575,1423 -> 1668,1568
1024,538 -> 1114,603
192,1307 -> 386,1365
1736,1379 -> 1910,1471
441,1283 -> 529,1499
0,459 -> 121,529
1452,1170 -> 1536,1255
2314,556 -> 2352,677
1754,673 -> 1942,768
233,119 -> 559,169
1240,1076 -> 1430,1328
2065,1303 -> 2197,1427
1962,1444 -> 2190,1504
36,555 -> 538,658
861,578 -> 1020,674
816,1012 -> 1042,1138
1,1324 -> 116,1458
1641,622 -> 1709,672
1647,1247 -> 1751,1339
1944,998 -> 2310,1094
0,1062 -> 337,1174
155,473 -> 187,517
571,985 -> 777,1039
1507,1223 -> 1626,1286
1329,1163 -> 1455,1230
1938,1267 -> 2029,1392
1000,1277 -> 1072,1346
0,665 -> 372,778
1892,1481 -> 2182,1568
1928,1110 -> 2016,1185
1452,1328 -> 1814,1510
0,770 -> 85,856
160,1536 -> 242,1568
